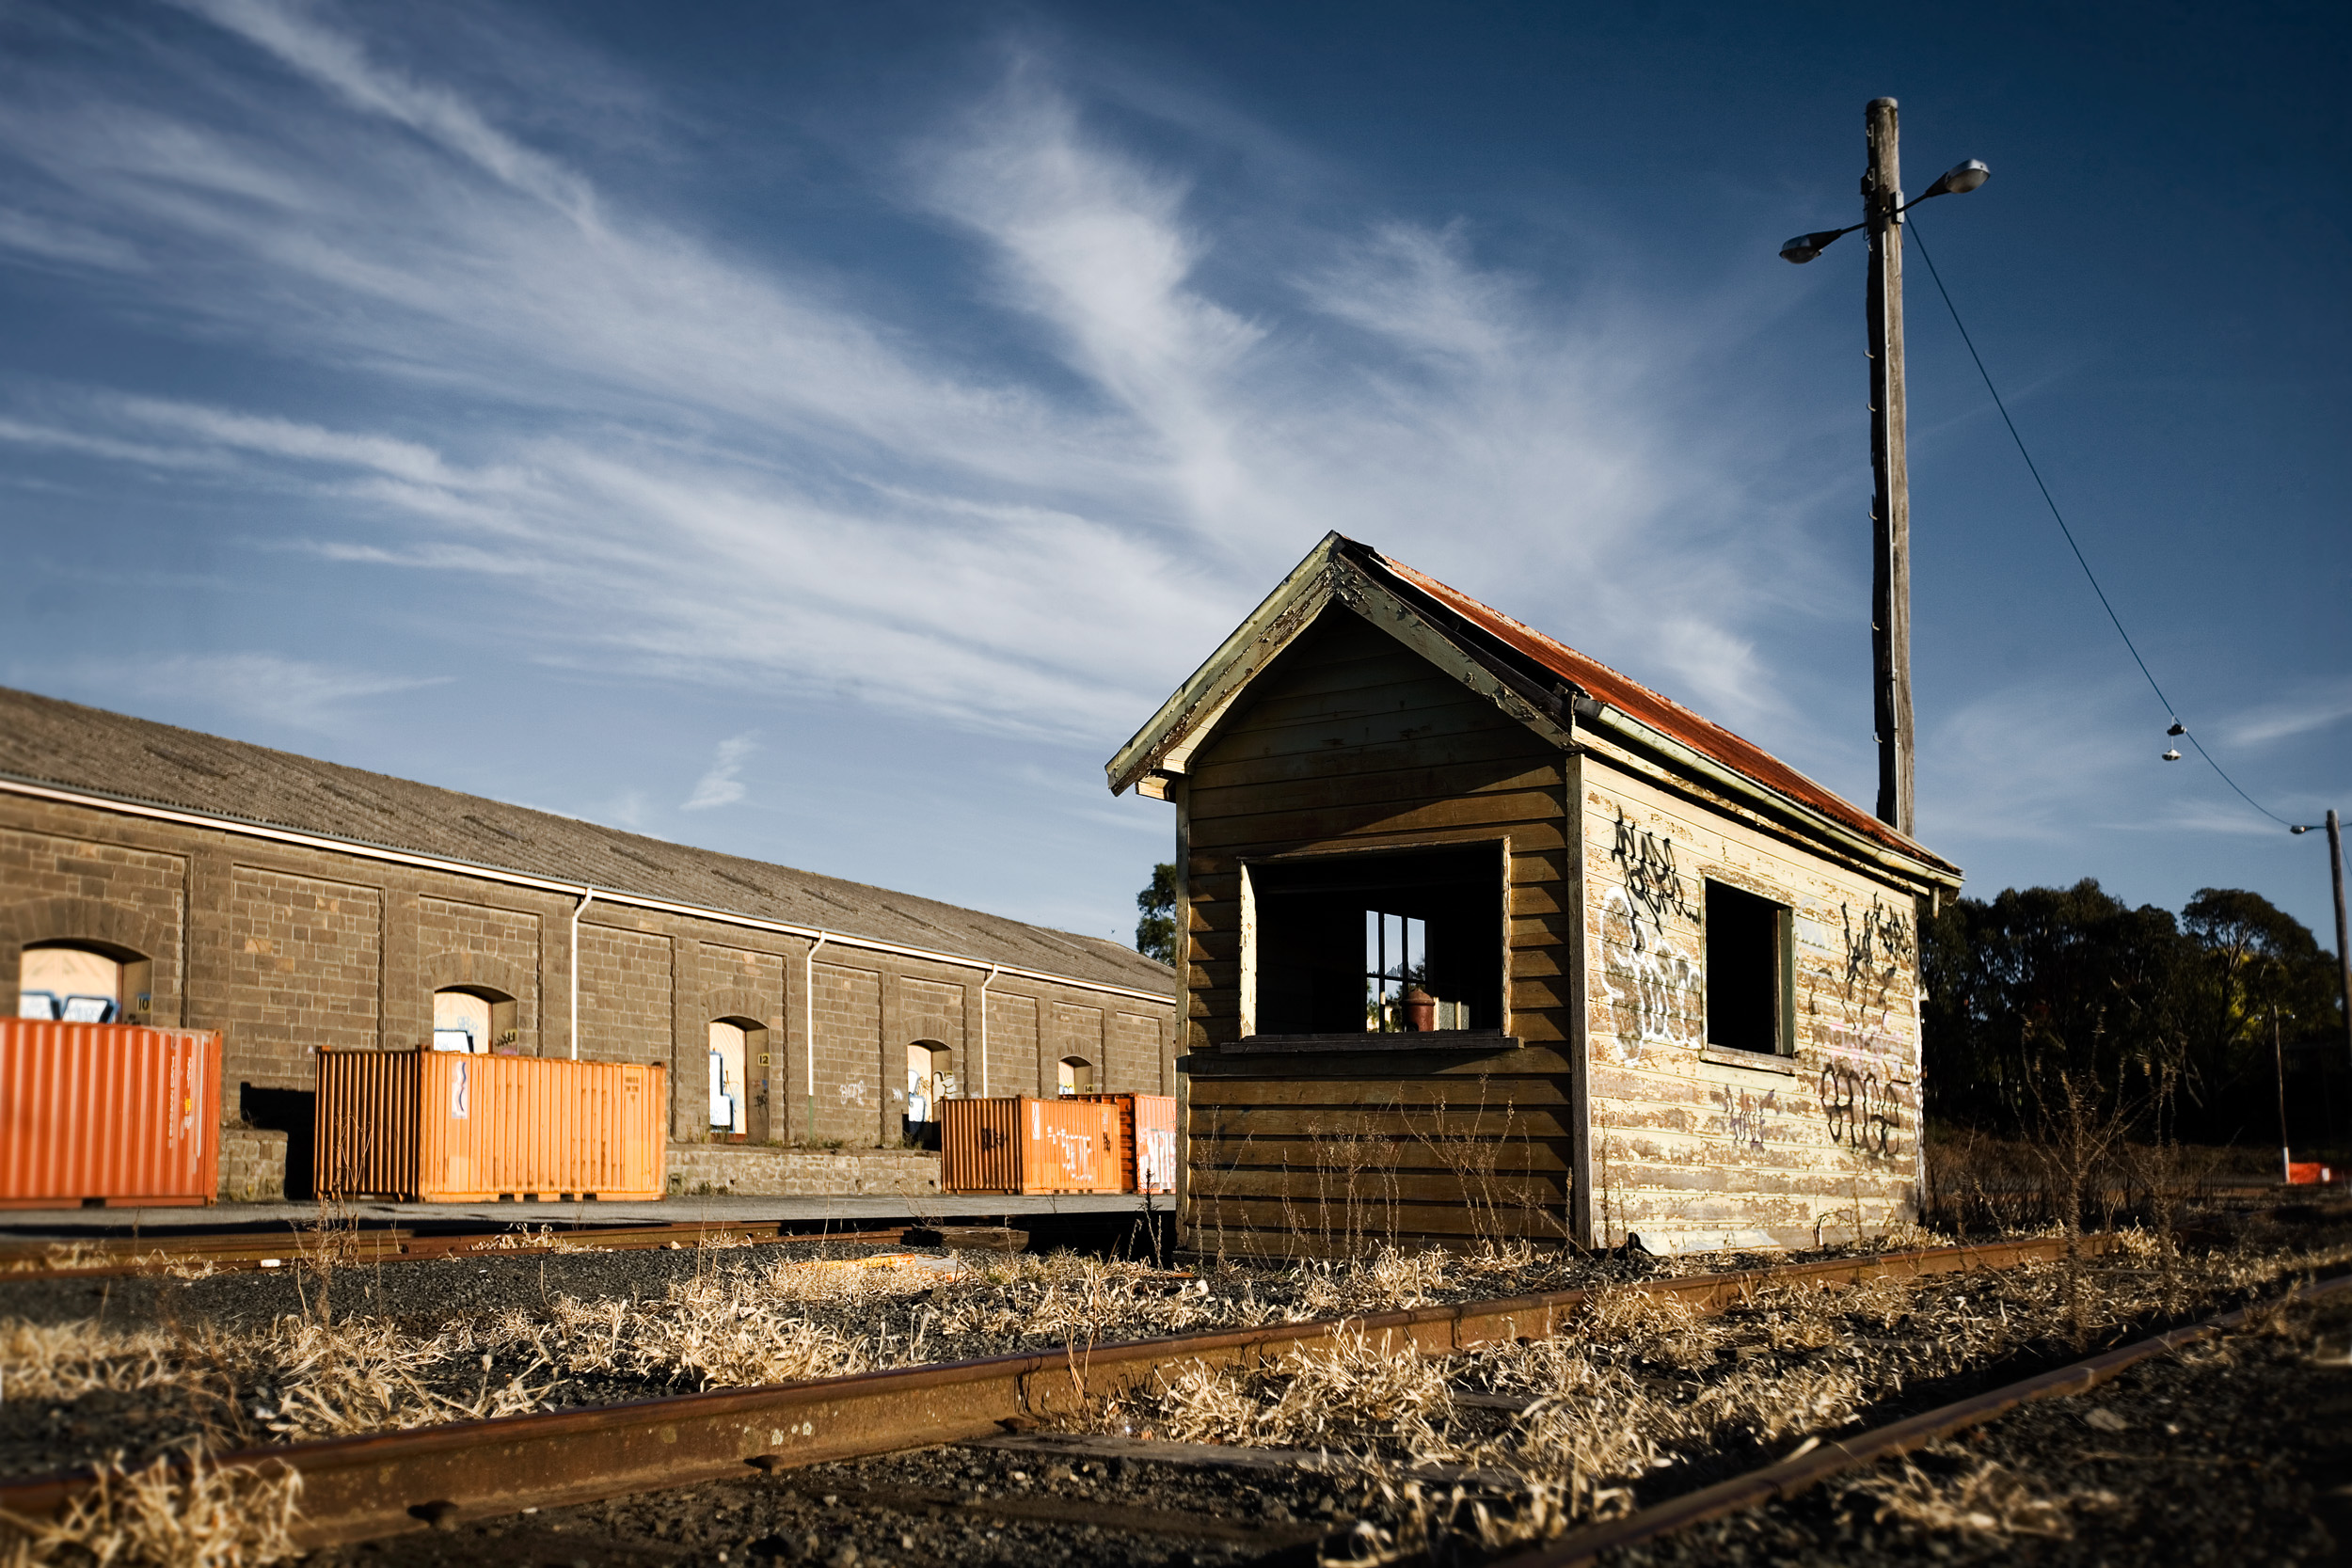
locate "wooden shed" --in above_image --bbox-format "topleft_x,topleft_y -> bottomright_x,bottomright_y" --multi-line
1106,534 -> 1963,1259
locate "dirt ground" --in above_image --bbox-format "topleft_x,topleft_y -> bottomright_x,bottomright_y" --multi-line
1609,1287 -> 2352,1568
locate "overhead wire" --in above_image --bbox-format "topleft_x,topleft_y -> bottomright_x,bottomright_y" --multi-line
1903,215 -> 2295,829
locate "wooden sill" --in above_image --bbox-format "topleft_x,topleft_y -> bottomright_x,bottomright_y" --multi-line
1223,1031 -> 1522,1055
1699,1044 -> 1799,1076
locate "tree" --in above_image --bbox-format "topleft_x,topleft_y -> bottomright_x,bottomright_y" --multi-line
1923,879 -> 2346,1148
1135,863 -> 1177,967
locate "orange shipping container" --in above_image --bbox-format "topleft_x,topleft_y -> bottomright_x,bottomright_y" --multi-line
940,1096 -> 1121,1195
315,1050 -> 666,1202
1071,1093 -> 1177,1194
0,1020 -> 219,1208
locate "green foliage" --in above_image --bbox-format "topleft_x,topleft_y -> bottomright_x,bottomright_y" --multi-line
1136,862 -> 1178,967
1923,879 -> 2345,1146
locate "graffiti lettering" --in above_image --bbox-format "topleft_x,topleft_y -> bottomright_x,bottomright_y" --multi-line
1713,1084 -> 1778,1152
1599,885 -> 1702,1061
1839,894 -> 1915,1014
1610,808 -> 1696,942
1818,1060 -> 1903,1158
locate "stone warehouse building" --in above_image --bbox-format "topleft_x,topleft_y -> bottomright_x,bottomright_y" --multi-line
0,688 -> 1175,1199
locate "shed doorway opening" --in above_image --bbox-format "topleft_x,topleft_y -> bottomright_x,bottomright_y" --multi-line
1248,845 -> 1504,1037
905,1042 -> 954,1121
17,943 -> 126,1022
1705,880 -> 1793,1055
433,988 -> 516,1055
1057,1056 -> 1095,1096
708,1021 -> 749,1136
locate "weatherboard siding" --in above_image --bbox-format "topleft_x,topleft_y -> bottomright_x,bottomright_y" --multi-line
1176,607 -> 1576,1258
1581,758 -> 1922,1254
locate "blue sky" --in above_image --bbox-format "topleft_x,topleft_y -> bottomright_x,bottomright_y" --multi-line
0,0 -> 2345,946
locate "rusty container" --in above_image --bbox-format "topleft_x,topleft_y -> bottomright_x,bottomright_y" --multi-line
315,1050 -> 666,1201
1071,1093 -> 1178,1194
939,1096 -> 1120,1195
0,1020 -> 220,1208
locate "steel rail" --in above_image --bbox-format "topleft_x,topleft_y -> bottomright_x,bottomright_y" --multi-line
0,1219 -> 917,1282
0,1235 -> 2098,1549
1493,1262 -> 2352,1567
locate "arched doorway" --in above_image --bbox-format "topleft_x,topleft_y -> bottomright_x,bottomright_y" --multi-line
16,942 -> 129,1022
708,1018 -> 765,1138
433,987 -> 516,1054
1057,1055 -> 1095,1097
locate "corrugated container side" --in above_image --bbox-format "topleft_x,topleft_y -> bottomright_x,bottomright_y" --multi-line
0,1020 -> 220,1208
1132,1093 -> 1177,1195
1021,1097 -> 1121,1195
315,1051 -> 665,1202
1069,1093 -> 1177,1194
314,1049 -> 421,1199
940,1098 -> 1023,1194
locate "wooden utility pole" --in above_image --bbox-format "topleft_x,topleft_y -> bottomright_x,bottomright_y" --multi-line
1865,97 -> 1915,837
2331,809 -> 2352,1085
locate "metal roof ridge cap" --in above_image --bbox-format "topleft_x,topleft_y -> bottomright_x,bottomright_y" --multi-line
1577,704 -> 1963,886
0,772 -> 1173,1005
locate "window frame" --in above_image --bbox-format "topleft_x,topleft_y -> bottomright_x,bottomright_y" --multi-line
1238,836 -> 1513,1047
1701,878 -> 1795,1058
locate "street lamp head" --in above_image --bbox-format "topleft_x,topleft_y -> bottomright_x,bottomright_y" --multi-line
1918,159 -> 1991,200
1779,229 -> 1849,263
2294,825 -> 2313,834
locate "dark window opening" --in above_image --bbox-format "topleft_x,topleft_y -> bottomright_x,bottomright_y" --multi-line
1252,847 -> 1503,1037
1705,880 -> 1788,1054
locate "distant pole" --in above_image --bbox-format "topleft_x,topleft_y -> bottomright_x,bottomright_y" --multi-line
2276,1006 -> 2291,1183
2331,809 -> 2352,1086
1866,97 -> 1915,838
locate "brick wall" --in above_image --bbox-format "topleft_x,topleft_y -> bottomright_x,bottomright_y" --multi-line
222,867 -> 381,1086
419,896 -> 540,1047
811,961 -> 881,1143
0,826 -> 184,1020
578,923 -> 672,1066
984,990 -> 1039,1097
1054,1001 -> 1104,1085
1109,1010 -> 1161,1095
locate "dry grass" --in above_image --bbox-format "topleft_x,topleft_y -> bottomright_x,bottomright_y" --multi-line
0,1446 -> 300,1567
1838,1447 -> 2096,1541
1090,1230 -> 2352,1562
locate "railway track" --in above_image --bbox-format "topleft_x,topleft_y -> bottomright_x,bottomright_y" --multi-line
0,1234 -> 2113,1556
1496,1265 -> 2352,1567
0,1218 -> 993,1282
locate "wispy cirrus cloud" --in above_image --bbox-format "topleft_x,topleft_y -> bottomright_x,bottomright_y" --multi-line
28,652 -> 448,732
0,0 -> 1805,767
683,733 -> 758,811
2222,678 -> 2352,750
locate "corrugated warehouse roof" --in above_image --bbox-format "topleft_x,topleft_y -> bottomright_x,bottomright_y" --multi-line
0,686 -> 1173,995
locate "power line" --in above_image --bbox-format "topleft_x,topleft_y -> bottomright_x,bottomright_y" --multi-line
1904,216 -> 2294,830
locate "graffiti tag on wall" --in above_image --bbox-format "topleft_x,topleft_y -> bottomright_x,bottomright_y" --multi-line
1837,894 -> 1915,1025
1818,1029 -> 1909,1158
1714,1083 -> 1778,1151
1597,804 -> 1702,1061
1611,808 -> 1697,936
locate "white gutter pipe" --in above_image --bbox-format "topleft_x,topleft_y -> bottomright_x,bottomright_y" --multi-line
977,963 -> 1000,1098
803,934 -> 829,1144
568,887 -> 595,1060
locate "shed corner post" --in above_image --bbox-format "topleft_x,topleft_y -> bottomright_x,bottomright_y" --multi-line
1564,750 -> 1597,1249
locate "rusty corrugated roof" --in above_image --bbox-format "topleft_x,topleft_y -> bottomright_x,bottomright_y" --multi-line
1351,539 -> 1961,876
